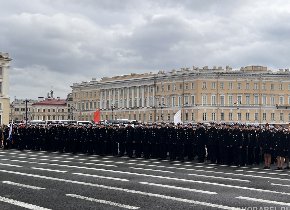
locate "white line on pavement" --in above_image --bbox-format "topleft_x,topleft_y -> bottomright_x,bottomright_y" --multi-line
0,163 -> 23,168
236,196 -> 290,206
0,196 -> 51,210
2,181 -> 45,190
190,168 -> 290,182
129,167 -> 175,174
139,182 -> 217,195
65,168 -> 290,196
8,159 -> 117,169
0,169 -> 240,210
188,174 -> 250,182
73,172 -> 129,182
66,194 -> 139,209
31,167 -> 67,173
271,183 -> 290,187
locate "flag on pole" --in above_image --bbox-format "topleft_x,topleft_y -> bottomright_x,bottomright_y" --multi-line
8,120 -> 13,143
94,109 -> 101,123
174,110 -> 182,125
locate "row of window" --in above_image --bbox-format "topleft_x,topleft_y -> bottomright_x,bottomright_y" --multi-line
202,81 -> 289,91
14,108 -> 65,112
94,112 -> 290,122
33,115 -> 66,121
74,81 -> 290,100
203,112 -> 288,122
79,94 -> 290,111
34,108 -> 65,113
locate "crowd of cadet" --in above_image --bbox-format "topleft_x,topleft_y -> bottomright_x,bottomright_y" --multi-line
1,122 -> 290,170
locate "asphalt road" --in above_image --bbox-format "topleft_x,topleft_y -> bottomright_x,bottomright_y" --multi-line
1,149 -> 290,210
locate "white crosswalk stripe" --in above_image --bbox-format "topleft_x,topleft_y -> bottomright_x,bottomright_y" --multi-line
66,194 -> 140,209
2,181 -> 45,190
2,149 -> 290,209
0,196 -> 51,210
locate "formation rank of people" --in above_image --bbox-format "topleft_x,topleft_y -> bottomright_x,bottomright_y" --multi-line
1,122 -> 290,170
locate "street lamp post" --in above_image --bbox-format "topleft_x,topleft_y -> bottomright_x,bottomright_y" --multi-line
159,103 -> 165,122
70,105 -> 76,120
10,104 -> 14,123
25,99 -> 29,127
111,104 -> 115,120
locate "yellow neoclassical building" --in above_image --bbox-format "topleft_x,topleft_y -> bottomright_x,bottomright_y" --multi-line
71,65 -> 290,124
0,52 -> 12,125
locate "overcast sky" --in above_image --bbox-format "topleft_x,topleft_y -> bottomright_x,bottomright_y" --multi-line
1,0 -> 290,100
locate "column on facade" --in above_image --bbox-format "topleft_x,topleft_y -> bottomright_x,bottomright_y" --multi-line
127,87 -> 130,108
108,88 -> 111,107
104,90 -> 107,109
112,88 -> 115,106
122,87 -> 125,108
132,86 -> 135,108
137,86 -> 140,107
153,85 -> 155,108
141,86 -> 145,107
147,86 -> 150,107
117,88 -> 120,109
100,90 -> 103,109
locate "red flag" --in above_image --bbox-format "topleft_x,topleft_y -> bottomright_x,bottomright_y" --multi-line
94,109 -> 100,123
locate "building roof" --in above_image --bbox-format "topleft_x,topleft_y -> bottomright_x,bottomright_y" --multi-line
32,98 -> 67,106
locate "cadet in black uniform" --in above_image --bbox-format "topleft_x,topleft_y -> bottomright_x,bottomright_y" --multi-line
274,125 -> 286,170
184,123 -> 195,161
168,123 -> 177,161
260,123 -> 273,169
195,123 -> 207,163
207,123 -> 218,164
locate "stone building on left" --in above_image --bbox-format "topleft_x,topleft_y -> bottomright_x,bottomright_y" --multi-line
0,52 -> 12,125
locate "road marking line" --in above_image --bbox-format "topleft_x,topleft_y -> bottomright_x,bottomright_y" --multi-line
64,168 -> 290,195
139,182 -> 217,195
31,167 -> 67,173
0,169 -> 240,210
8,159 -> 116,168
187,168 -> 290,181
73,172 -> 129,182
2,181 -> 45,190
0,163 -> 22,168
130,167 -> 175,174
271,183 -> 290,187
66,194 -> 139,209
236,196 -> 290,206
0,196 -> 51,210
188,174 -> 250,182
136,163 -> 146,166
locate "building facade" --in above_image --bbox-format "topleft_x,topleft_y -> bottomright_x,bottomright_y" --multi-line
10,99 -> 37,122
71,66 -> 290,124
31,97 -> 68,121
0,52 -> 12,125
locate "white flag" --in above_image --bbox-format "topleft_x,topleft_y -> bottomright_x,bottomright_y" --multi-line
8,120 -> 13,142
174,110 -> 182,125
